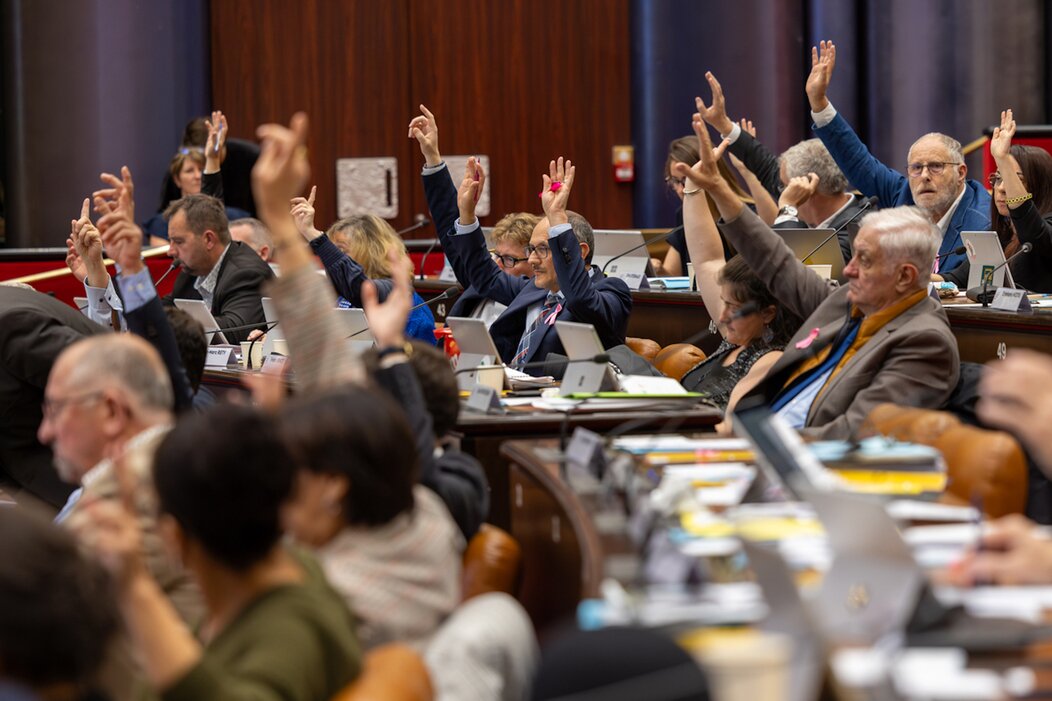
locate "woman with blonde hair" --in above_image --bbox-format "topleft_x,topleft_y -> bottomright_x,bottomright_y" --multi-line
292,189 -> 438,344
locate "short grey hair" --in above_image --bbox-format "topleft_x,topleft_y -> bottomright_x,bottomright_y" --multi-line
780,139 -> 849,196
229,217 -> 273,254
63,335 -> 173,415
858,206 -> 940,283
566,210 -> 595,265
907,133 -> 964,165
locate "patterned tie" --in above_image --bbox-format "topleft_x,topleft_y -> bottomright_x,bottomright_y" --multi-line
513,293 -> 560,364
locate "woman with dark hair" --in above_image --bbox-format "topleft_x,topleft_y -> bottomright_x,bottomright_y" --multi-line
77,406 -> 361,701
280,382 -> 464,650
944,110 -> 1052,293
674,118 -> 803,416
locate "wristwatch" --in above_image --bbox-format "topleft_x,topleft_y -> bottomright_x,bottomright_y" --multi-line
777,205 -> 799,219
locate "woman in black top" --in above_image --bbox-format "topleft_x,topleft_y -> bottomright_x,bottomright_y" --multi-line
944,109 -> 1052,293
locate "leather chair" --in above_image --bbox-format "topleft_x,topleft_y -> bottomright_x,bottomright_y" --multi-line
332,644 -> 433,701
652,343 -> 706,381
866,403 -> 1027,518
625,337 -> 661,364
461,524 -> 523,602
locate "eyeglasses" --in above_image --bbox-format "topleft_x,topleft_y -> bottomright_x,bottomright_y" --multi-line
906,161 -> 960,177
42,391 -> 102,420
665,175 -> 686,188
988,171 -> 1026,187
524,243 -> 551,260
491,251 -> 529,268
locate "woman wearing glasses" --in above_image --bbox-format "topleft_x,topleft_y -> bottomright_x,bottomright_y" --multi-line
942,110 -> 1052,293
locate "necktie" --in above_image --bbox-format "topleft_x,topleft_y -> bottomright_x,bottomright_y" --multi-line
514,293 -> 560,364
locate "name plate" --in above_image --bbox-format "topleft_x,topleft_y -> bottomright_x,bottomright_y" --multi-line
438,256 -> 459,283
991,288 -> 1031,312
565,427 -> 607,477
465,385 -> 503,413
262,353 -> 290,375
205,346 -> 235,368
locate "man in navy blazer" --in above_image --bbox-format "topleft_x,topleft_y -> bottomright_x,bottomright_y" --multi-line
408,106 -> 630,373
805,41 -> 989,274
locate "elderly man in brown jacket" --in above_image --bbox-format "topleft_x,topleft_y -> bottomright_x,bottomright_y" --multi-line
675,114 -> 959,439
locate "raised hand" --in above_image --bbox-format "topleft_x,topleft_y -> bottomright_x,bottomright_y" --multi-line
204,110 -> 228,172
805,40 -> 837,113
93,166 -> 136,224
696,71 -> 736,135
778,173 -> 820,209
290,185 -> 322,241
457,157 -> 485,225
68,198 -> 106,285
539,157 -> 575,226
408,104 -> 442,167
672,114 -> 731,194
254,113 -> 311,219
990,109 -> 1016,162
361,249 -> 411,350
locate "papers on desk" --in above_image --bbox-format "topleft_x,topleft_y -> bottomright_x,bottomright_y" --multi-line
646,276 -> 692,290
935,585 -> 1052,624
662,463 -> 756,507
580,580 -> 768,629
612,436 -> 751,454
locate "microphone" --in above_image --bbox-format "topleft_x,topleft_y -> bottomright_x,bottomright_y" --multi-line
344,286 -> 462,340
966,242 -> 1032,306
935,245 -> 966,264
601,227 -> 682,275
412,285 -> 460,311
397,214 -> 430,237
800,196 -> 879,263
154,258 -> 182,288
418,237 -> 441,280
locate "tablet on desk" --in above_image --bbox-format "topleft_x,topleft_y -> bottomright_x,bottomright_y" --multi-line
775,228 -> 845,282
174,299 -> 228,345
961,231 -> 1017,290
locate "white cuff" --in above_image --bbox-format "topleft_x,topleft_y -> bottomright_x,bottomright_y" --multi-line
810,102 -> 838,128
421,162 -> 447,175
453,218 -> 479,235
722,122 -> 742,144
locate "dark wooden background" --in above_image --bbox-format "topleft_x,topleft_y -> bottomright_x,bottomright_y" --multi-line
210,0 -> 633,239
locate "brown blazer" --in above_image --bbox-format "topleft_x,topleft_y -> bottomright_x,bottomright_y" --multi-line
718,207 -> 960,439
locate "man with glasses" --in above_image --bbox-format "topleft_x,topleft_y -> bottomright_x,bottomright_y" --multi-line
806,41 -> 990,273
0,283 -> 107,508
410,107 -> 631,370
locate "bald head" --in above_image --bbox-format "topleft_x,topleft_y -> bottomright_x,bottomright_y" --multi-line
57,335 -> 174,415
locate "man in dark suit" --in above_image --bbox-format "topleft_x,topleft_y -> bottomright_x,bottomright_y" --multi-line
442,156 -> 632,373
0,283 -> 107,507
161,194 -> 273,344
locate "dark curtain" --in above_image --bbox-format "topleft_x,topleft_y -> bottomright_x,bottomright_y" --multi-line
632,0 -> 1049,228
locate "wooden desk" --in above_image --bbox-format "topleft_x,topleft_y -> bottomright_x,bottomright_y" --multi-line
457,404 -> 720,532
417,278 -> 1052,362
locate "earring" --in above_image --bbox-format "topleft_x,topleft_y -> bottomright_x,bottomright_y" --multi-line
761,324 -> 774,344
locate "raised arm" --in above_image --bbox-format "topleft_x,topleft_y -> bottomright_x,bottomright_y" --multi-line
201,110 -> 228,200
990,109 -> 1052,259
675,121 -> 732,325
410,105 -> 461,250
727,119 -> 780,225
805,41 -> 907,205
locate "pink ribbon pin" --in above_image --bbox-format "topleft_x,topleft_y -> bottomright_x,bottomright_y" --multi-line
537,182 -> 563,198
795,327 -> 821,350
544,304 -> 563,326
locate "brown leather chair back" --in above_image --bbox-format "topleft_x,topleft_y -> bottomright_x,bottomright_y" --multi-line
652,343 -> 706,381
461,524 -> 522,602
866,403 -> 1027,518
625,337 -> 661,363
332,644 -> 432,701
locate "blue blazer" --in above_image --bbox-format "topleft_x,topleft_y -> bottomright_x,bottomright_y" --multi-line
813,113 -> 990,273
444,223 -> 632,372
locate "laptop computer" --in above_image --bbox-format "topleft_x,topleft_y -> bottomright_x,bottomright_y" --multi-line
961,231 -> 1017,291
173,299 -> 228,345
335,307 -> 375,355
776,228 -> 846,282
553,321 -> 618,396
260,297 -> 285,355
591,229 -> 656,290
446,316 -> 507,391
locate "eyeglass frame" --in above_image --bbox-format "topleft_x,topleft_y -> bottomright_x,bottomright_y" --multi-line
906,161 -> 961,177
490,250 -> 529,268
524,243 -> 551,260
988,171 -> 1027,187
41,391 -> 104,420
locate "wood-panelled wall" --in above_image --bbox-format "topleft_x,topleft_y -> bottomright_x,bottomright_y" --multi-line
210,0 -> 632,238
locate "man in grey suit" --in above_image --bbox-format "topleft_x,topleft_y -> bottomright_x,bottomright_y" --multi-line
674,116 -> 959,439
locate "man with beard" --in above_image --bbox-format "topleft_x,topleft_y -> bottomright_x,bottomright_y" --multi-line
805,41 -> 989,274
